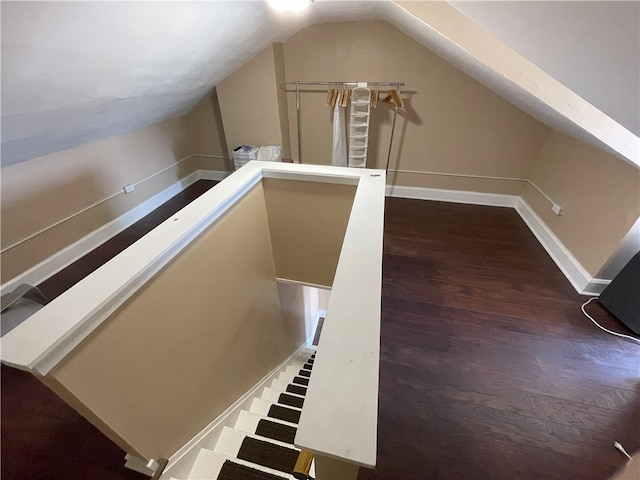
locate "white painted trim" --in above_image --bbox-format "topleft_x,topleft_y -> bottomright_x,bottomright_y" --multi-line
0,170 -> 229,297
385,184 -> 518,208
0,163 -> 378,372
276,277 -> 332,290
385,183 -> 611,296
124,454 -> 155,476
1,170 -> 195,296
296,167 -> 385,469
159,343 -> 312,479
515,198 -> 609,295
582,278 -> 611,297
197,169 -> 231,181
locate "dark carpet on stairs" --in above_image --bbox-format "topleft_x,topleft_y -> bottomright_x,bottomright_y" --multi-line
237,437 -> 298,473
292,376 -> 309,386
278,393 -> 304,409
298,369 -> 311,377
217,460 -> 284,480
255,419 -> 297,445
286,384 -> 307,396
268,404 -> 301,424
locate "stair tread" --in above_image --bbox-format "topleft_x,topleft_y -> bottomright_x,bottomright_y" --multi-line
255,418 -> 297,445
278,393 -> 304,409
237,437 -> 299,474
189,448 -> 227,479
261,387 -> 281,402
237,409 -> 298,431
218,460 -> 287,480
292,376 -> 309,386
191,448 -> 293,480
268,404 -> 301,424
286,384 -> 307,396
298,369 -> 311,378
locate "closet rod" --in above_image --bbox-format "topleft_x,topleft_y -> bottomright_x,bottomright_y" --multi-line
282,80 -> 405,165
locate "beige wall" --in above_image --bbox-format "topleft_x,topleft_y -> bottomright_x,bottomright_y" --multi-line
46,183 -> 305,459
273,43 -> 292,160
522,131 -> 640,276
216,44 -> 288,159
262,178 -> 356,287
283,22 -> 550,194
185,89 -> 230,171
1,118 -> 193,282
1,92 -> 230,284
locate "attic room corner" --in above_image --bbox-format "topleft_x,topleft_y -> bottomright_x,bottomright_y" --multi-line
1,2 -> 639,480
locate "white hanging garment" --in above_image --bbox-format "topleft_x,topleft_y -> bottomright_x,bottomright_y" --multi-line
331,101 -> 347,167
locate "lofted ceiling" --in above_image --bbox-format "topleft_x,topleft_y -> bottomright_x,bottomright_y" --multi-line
1,0 -> 638,168
449,1 -> 640,137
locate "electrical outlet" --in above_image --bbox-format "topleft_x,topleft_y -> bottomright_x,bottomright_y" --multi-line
552,203 -> 565,216
123,184 -> 135,194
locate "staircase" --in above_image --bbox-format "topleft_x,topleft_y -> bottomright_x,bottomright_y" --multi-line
169,349 -> 316,480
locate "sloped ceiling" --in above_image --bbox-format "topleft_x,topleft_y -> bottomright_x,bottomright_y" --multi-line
1,0 -> 638,168
449,0 -> 640,137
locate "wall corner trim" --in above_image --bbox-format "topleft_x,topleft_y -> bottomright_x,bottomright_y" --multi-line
0,169 -> 231,296
385,184 -> 609,296
514,198 -> 609,295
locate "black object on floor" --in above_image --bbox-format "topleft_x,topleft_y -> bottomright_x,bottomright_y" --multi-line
268,404 -> 301,424
278,393 -> 304,409
237,437 -> 299,473
599,252 -> 640,334
255,419 -> 297,445
217,460 -> 285,480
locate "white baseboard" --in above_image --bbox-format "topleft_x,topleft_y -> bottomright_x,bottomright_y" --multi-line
386,184 -> 518,208
159,342 -> 312,479
1,170 -> 229,296
3,177 -> 609,300
198,169 -> 232,181
515,198 -> 609,295
386,183 -> 608,296
581,278 -> 611,296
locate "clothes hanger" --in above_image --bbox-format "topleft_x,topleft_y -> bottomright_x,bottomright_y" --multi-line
382,89 -> 404,109
390,89 -> 404,109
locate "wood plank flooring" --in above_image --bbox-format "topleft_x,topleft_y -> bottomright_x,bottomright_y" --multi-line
2,187 -> 638,479
1,180 -> 217,480
358,198 -> 639,480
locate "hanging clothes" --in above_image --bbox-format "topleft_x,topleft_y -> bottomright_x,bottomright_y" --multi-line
331,96 -> 347,167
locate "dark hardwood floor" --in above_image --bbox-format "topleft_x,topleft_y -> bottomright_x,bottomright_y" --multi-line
1,180 -> 217,480
2,188 -> 638,479
358,198 -> 639,480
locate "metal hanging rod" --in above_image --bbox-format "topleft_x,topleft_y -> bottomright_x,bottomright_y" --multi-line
281,81 -> 405,88
283,81 -> 405,166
